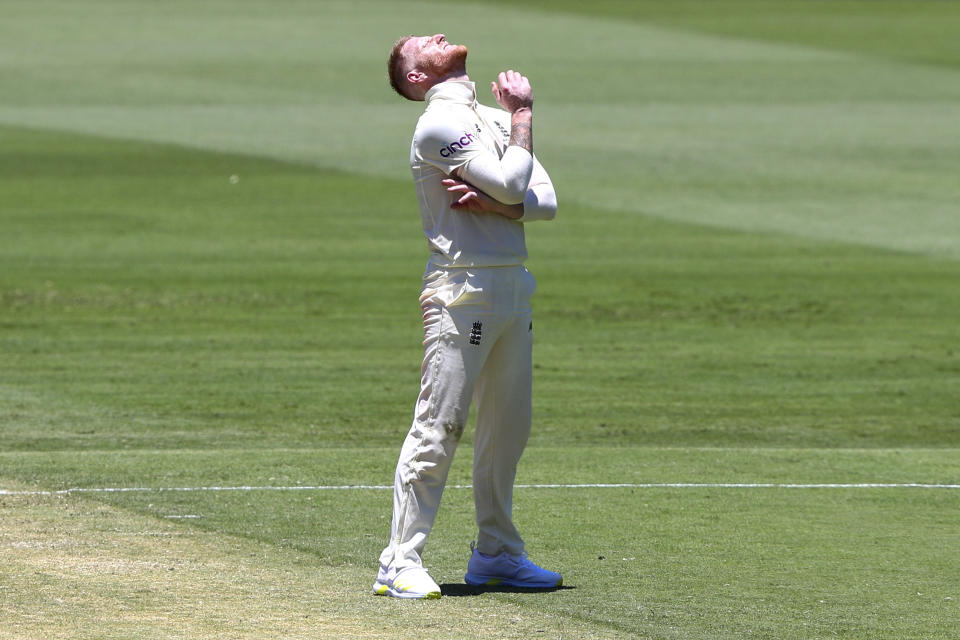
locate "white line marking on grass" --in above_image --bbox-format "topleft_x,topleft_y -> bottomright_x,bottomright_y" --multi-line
520,483 -> 960,489
2,483 -> 960,496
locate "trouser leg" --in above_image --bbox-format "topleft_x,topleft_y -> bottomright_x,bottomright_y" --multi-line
379,300 -> 491,573
472,310 -> 533,557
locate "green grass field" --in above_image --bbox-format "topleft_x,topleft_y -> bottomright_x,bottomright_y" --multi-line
2,1 -> 959,638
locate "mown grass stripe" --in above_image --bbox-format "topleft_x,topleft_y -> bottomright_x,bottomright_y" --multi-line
4,482 -> 960,496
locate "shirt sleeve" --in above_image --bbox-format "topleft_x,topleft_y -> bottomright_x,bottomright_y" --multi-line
413,115 -> 487,176
458,147 -> 534,205
518,154 -> 557,222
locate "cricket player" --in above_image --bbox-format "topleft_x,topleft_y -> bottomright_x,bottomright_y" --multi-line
373,33 -> 561,600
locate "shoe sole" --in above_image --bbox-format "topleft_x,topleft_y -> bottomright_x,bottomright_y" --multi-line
464,573 -> 563,589
372,581 -> 441,599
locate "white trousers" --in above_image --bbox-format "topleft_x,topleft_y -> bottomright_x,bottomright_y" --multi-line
378,264 -> 537,574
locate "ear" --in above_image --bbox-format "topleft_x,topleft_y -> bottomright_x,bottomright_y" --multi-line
406,69 -> 429,85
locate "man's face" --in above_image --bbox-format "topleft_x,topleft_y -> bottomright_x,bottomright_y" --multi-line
403,33 -> 468,79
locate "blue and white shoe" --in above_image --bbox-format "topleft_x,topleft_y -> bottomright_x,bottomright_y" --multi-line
464,543 -> 563,588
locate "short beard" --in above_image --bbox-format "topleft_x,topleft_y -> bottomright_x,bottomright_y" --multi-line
433,44 -> 468,77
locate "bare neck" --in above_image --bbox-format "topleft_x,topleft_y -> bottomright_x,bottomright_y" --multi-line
419,71 -> 470,100
441,70 -> 470,83
433,69 -> 470,89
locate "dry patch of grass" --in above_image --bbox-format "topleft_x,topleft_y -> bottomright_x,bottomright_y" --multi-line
0,491 -> 362,639
0,489 -> 606,639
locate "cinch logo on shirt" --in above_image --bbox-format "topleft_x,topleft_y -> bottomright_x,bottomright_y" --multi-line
439,132 -> 476,158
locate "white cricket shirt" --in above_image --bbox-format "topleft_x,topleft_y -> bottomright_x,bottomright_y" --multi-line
410,81 -> 555,269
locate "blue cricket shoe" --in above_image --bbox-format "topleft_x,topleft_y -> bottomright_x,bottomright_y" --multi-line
464,543 -> 563,588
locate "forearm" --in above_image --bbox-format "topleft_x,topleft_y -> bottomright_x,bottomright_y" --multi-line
446,69 -> 553,219
509,107 -> 533,154
458,69 -> 536,203
450,152 -> 556,221
458,148 -> 533,205
444,172 -> 554,222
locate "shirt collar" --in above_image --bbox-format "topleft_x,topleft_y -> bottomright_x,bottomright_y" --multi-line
425,80 -> 477,107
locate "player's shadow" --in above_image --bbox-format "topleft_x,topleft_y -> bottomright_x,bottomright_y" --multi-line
439,583 -> 574,597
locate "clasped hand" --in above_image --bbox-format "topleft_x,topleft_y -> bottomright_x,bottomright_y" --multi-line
442,178 -> 523,220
